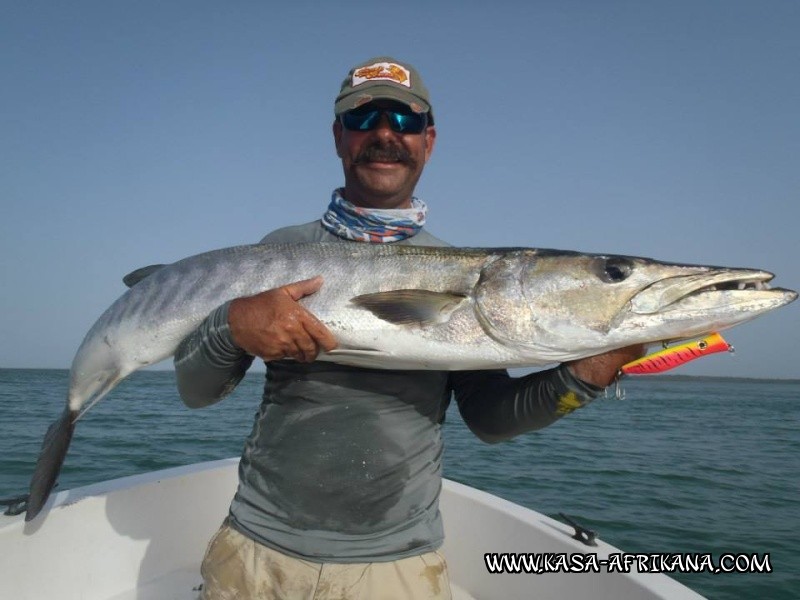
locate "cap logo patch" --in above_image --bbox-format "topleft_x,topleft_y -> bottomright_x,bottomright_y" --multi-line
352,62 -> 411,88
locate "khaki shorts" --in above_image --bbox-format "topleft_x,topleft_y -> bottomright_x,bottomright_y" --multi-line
200,522 -> 453,600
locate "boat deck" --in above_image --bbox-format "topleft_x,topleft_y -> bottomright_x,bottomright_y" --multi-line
106,568 -> 477,600
1,459 -> 704,599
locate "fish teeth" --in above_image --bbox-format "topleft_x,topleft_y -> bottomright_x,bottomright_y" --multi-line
738,281 -> 771,291
701,280 -> 772,293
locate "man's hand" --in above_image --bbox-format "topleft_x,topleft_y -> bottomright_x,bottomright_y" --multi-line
228,276 -> 338,362
565,344 -> 648,388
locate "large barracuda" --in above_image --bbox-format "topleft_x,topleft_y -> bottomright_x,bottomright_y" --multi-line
25,243 -> 796,521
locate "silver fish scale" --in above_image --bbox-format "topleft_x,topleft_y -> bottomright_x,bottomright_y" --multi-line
70,244 -> 504,383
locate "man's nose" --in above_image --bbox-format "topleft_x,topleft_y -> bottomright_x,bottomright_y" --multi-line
373,112 -> 397,137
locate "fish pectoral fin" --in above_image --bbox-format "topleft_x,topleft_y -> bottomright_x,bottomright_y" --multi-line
122,264 -> 166,288
351,290 -> 468,326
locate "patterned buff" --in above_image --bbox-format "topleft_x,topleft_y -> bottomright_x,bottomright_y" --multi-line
321,189 -> 428,243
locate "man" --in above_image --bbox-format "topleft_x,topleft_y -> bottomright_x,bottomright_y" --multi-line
175,57 -> 643,599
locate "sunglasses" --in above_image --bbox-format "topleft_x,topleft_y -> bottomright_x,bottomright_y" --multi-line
340,107 -> 428,134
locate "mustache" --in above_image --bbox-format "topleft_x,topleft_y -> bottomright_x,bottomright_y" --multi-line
354,143 -> 414,165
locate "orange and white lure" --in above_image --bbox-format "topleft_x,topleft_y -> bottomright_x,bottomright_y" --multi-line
620,332 -> 733,376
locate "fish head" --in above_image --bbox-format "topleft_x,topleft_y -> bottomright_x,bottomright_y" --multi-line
475,250 -> 797,361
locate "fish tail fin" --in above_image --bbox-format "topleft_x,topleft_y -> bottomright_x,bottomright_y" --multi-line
25,407 -> 76,522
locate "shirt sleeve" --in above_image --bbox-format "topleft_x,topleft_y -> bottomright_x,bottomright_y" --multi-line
173,302 -> 254,408
450,365 -> 604,443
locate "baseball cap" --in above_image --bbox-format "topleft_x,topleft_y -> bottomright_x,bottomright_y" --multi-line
334,56 -> 434,124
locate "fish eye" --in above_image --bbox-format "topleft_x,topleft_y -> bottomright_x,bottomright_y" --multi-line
599,257 -> 633,283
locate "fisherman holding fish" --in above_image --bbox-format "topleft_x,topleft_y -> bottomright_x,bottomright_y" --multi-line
22,52 -> 795,595
175,57 -> 646,599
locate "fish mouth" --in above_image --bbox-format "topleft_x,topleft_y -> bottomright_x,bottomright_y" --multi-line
629,269 -> 790,314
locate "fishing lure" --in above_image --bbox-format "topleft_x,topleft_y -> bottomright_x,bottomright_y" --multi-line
620,332 -> 733,376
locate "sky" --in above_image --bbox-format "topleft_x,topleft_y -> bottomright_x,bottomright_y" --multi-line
1,1 -> 798,378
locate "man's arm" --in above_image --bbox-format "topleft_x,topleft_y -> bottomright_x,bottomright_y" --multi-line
174,302 -> 254,408
453,345 -> 645,443
173,277 -> 338,408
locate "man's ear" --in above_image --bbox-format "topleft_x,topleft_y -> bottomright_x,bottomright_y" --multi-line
333,119 -> 343,158
424,125 -> 436,164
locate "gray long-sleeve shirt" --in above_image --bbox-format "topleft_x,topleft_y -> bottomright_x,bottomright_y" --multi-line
174,221 -> 602,563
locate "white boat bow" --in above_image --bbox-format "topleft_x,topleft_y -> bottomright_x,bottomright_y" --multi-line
0,459 -> 703,599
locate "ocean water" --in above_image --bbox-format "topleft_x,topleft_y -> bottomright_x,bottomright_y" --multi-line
1,368 -> 798,599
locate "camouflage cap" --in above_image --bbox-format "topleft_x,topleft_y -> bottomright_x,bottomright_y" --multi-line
334,56 -> 434,124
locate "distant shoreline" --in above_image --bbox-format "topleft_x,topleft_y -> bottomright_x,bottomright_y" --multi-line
2,366 -> 798,384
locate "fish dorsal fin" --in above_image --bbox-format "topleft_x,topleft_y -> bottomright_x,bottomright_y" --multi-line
122,264 -> 166,288
351,290 -> 468,326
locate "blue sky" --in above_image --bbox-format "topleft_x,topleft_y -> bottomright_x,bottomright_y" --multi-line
2,1 -> 798,378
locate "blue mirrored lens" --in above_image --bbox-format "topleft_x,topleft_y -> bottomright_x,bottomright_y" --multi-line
342,109 -> 427,133
388,112 -> 426,133
344,110 -> 380,131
